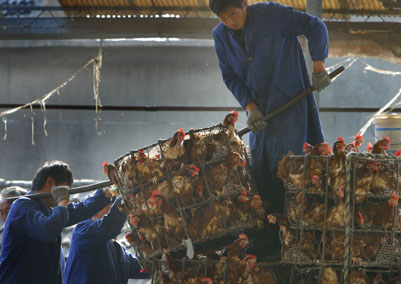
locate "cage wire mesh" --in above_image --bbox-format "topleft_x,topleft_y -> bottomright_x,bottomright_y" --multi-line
113,124 -> 264,267
279,152 -> 401,269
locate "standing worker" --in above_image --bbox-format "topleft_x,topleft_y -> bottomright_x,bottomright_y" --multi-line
0,160 -> 113,283
64,198 -> 150,284
0,186 -> 28,223
209,0 -> 331,259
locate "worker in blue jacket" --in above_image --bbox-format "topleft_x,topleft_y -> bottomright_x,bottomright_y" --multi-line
209,0 -> 330,260
0,160 -> 112,284
64,197 -> 150,284
209,0 -> 330,213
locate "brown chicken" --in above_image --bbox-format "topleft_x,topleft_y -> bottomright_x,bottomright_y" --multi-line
171,164 -> 204,207
356,193 -> 399,229
207,151 -> 246,196
118,155 -> 137,189
349,271 -> 370,284
162,128 -> 186,172
303,142 -> 313,154
371,162 -> 397,195
128,213 -> 166,256
352,233 -> 381,264
303,198 -> 325,228
369,136 -> 391,154
277,151 -> 305,190
191,201 -> 228,238
354,160 -> 378,203
320,267 -> 339,284
286,193 -> 303,225
237,193 -> 265,228
135,150 -> 166,183
345,134 -> 363,153
151,192 -> 187,245
325,231 -> 345,261
329,137 -> 346,197
185,131 -> 208,162
223,110 -> 242,152
305,142 -> 331,192
326,187 -> 346,228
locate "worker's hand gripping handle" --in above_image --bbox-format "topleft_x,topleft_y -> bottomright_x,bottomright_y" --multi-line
237,66 -> 345,137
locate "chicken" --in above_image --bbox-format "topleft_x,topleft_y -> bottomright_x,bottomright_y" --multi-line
371,162 -> 397,195
162,128 -> 186,172
207,151 -> 246,196
135,150 -> 166,183
118,155 -> 137,189
320,267 -> 339,284
325,232 -> 345,261
286,193 -> 303,225
191,201 -> 225,238
277,151 -> 305,190
267,214 -> 317,262
184,131 -> 208,162
356,193 -> 399,229
226,233 -> 249,259
329,137 -> 346,196
345,134 -> 363,153
303,198 -> 325,228
305,142 -> 331,193
103,162 -> 122,188
151,192 -> 187,245
303,142 -> 313,154
251,263 -> 277,284
326,187 -> 346,228
172,164 -> 204,207
371,136 -> 391,154
349,271 -> 370,284
128,213 -> 166,256
354,160 -> 378,203
352,233 -> 381,264
237,193 -> 265,228
223,110 -> 242,152
206,131 -> 229,160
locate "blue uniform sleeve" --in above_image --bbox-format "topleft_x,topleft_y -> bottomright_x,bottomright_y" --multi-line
213,28 -> 255,109
118,243 -> 150,279
66,189 -> 111,226
71,198 -> 127,248
275,3 -> 329,61
11,198 -> 69,242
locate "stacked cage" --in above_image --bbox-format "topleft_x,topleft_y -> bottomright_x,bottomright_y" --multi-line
279,150 -> 401,283
113,124 -> 265,271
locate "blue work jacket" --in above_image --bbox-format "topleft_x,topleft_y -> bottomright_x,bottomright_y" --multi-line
0,189 -> 111,284
213,2 -> 327,170
64,199 -> 149,284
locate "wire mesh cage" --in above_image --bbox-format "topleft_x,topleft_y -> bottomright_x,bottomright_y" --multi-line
278,152 -> 401,268
113,124 -> 263,266
289,265 -> 343,284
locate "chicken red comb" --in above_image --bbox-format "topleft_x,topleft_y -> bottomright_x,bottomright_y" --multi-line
303,142 -> 311,151
189,164 -> 200,173
230,110 -> 239,118
242,189 -> 247,198
337,137 -> 345,144
201,278 -> 212,284
252,194 -> 261,201
239,233 -> 248,241
395,150 -> 401,157
392,193 -> 399,202
383,136 -> 391,144
356,134 -> 363,142
125,233 -> 134,243
179,128 -> 185,137
367,142 -> 373,151
103,161 -> 108,167
139,149 -> 145,154
151,191 -> 162,199
244,254 -> 257,260
324,143 -> 332,154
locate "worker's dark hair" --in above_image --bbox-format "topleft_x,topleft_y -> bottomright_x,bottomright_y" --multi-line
209,0 -> 244,16
31,160 -> 74,192
0,186 -> 28,198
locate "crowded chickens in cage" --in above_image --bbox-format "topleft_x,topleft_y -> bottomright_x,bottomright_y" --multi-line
105,112 -> 266,270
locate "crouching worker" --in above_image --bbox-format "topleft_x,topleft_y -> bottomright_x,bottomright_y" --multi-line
64,197 -> 150,284
0,160 -> 113,284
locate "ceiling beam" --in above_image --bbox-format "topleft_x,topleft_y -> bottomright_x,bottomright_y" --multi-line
1,18 -> 401,40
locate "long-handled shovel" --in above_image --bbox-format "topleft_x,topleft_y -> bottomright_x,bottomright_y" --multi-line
6,66 -> 344,203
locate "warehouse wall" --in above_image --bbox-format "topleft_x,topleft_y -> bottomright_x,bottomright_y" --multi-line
0,40 -> 400,181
